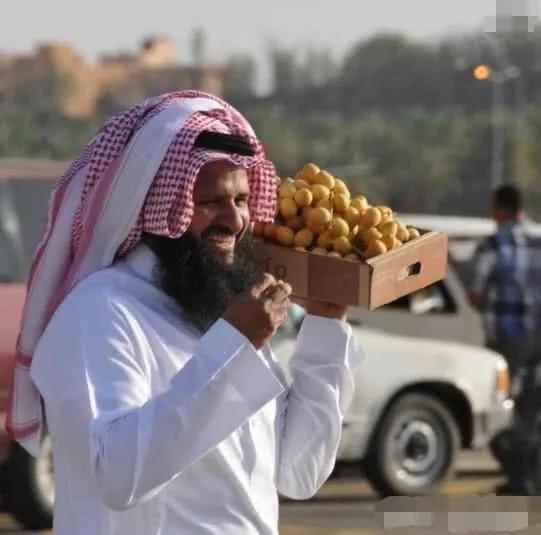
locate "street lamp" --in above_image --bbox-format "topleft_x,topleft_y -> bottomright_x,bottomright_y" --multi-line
472,61 -> 524,189
472,63 -> 505,188
473,64 -> 492,81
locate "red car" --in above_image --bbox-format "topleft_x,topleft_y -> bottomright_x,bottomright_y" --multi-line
0,158 -> 67,530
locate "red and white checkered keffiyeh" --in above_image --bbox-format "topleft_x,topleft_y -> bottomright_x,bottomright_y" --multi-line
6,90 -> 278,455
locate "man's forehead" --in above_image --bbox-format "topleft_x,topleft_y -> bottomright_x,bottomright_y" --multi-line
195,161 -> 249,193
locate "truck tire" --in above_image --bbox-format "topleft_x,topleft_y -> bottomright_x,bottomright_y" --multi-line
0,436 -> 54,530
364,392 -> 460,496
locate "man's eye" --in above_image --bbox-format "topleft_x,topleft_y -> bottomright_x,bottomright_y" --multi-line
236,197 -> 249,206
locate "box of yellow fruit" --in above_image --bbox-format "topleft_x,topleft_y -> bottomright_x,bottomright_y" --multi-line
253,163 -> 448,309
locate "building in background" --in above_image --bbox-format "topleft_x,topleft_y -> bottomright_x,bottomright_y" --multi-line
0,36 -> 225,117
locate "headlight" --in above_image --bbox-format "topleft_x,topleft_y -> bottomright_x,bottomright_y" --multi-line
495,359 -> 510,396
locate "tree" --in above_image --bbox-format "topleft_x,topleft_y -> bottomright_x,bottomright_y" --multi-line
338,34 -> 454,113
223,55 -> 258,99
300,48 -> 337,89
0,70 -> 73,116
267,46 -> 303,96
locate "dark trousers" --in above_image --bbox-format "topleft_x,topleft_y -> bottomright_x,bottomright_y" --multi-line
487,335 -> 531,383
489,340 -> 541,492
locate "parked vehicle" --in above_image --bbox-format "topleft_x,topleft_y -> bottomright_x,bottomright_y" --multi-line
271,214 -> 528,496
354,214 -> 541,349
0,159 -> 66,530
272,304 -> 512,497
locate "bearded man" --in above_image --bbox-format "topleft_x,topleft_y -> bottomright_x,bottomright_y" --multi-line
7,91 -> 362,534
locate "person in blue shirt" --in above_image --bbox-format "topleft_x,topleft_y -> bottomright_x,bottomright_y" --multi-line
470,185 -> 541,495
469,185 -> 534,381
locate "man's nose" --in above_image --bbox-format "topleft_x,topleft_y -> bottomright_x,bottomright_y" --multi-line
217,200 -> 244,235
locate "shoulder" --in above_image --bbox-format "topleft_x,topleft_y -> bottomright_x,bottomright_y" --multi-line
54,267 -> 135,325
38,265 -> 158,359
31,265 -> 158,381
30,269 -> 156,404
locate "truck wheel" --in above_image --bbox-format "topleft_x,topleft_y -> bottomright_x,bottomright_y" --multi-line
364,392 -> 460,496
0,436 -> 54,530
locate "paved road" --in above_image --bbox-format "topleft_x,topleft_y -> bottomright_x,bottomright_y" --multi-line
280,449 -> 503,534
0,452 -> 503,535
279,472 -> 503,534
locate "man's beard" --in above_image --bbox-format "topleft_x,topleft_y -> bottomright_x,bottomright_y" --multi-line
143,229 -> 259,333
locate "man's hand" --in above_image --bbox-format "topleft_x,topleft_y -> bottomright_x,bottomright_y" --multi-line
292,296 -> 348,321
223,273 -> 292,349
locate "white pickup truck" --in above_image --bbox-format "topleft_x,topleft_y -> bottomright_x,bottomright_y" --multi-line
271,215 -> 520,497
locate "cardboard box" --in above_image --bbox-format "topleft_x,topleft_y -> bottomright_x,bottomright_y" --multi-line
254,230 -> 448,309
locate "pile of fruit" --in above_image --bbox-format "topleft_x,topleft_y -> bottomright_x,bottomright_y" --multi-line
254,163 -> 421,260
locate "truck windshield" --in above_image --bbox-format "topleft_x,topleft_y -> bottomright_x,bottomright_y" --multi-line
448,238 -> 480,290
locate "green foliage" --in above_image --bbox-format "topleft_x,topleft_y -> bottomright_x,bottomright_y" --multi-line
0,108 -> 104,159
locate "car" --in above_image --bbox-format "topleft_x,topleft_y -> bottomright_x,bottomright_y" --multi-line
270,214 -> 532,497
353,213 -> 541,349
0,159 -> 66,530
272,304 -> 513,497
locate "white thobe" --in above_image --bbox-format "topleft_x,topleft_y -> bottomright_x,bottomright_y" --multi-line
30,244 -> 362,534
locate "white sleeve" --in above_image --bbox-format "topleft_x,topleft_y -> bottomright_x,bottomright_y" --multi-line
31,291 -> 284,511
274,314 -> 363,499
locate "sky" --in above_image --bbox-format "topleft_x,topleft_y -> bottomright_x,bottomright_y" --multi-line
1,0 -> 499,62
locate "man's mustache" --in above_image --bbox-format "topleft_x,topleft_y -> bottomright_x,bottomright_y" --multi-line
201,226 -> 237,240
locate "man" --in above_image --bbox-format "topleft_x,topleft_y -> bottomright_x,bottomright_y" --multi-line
469,185 -> 534,381
469,184 -> 540,495
6,91 -> 362,534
